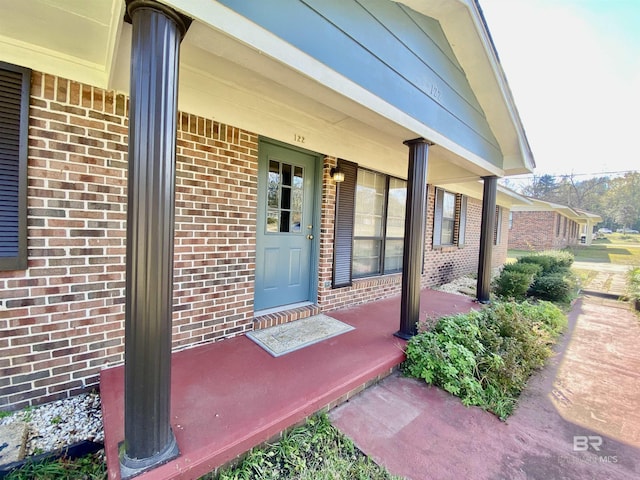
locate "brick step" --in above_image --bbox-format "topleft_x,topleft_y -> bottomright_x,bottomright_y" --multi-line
253,303 -> 321,330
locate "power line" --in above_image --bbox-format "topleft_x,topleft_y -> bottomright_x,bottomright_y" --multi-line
505,169 -> 638,179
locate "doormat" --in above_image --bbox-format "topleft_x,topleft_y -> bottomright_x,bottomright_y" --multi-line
247,314 -> 354,357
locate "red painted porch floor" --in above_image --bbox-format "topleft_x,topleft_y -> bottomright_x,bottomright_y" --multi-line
100,288 -> 478,480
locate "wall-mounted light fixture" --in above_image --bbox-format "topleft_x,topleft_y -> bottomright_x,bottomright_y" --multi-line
330,166 -> 345,183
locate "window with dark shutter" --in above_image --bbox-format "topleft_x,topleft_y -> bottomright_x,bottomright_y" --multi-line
433,188 -> 466,248
0,62 -> 30,271
332,160 -> 358,287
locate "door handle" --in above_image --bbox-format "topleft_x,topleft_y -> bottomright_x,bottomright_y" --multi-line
307,234 -> 314,240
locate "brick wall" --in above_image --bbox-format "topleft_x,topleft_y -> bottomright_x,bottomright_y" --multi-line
0,71 -> 511,410
508,211 -> 580,251
0,73 -> 257,410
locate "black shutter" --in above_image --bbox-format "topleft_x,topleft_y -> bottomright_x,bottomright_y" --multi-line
0,62 -> 30,271
332,159 -> 357,288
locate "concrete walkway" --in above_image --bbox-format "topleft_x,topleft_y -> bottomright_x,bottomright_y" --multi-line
574,261 -> 629,298
330,293 -> 640,479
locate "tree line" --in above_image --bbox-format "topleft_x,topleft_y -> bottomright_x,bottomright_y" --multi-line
504,171 -> 640,232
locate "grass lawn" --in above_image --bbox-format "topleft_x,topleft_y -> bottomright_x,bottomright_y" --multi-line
509,234 -> 640,266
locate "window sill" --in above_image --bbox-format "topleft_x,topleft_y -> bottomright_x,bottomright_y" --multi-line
432,245 -> 459,252
352,272 -> 402,284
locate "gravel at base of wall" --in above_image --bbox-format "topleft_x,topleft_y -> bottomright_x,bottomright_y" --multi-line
0,392 -> 103,456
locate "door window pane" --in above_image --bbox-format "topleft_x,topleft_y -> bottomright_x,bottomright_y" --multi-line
268,161 -> 280,208
267,210 -> 279,232
265,160 -> 304,233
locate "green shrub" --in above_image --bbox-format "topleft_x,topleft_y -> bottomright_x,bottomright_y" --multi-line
404,313 -> 484,403
496,251 -> 577,304
528,273 -> 572,303
494,270 -> 533,300
518,254 -> 555,274
503,262 -> 543,277
518,300 -> 568,336
404,301 -> 566,419
627,267 -> 640,301
517,251 -> 574,275
542,249 -> 575,269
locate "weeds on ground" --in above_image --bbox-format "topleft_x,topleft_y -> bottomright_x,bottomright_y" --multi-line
210,414 -> 399,480
404,301 -> 567,420
4,452 -> 106,480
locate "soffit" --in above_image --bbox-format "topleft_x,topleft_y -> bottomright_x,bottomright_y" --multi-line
0,0 -> 124,87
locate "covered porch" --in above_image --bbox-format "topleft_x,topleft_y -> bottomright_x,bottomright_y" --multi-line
100,288 -> 479,480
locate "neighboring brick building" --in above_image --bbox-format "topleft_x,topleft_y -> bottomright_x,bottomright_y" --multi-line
508,198 -> 602,251
1,0 -> 533,414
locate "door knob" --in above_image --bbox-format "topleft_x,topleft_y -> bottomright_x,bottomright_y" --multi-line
307,234 -> 314,240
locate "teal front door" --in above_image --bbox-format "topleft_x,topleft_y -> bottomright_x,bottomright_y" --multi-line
255,141 -> 317,311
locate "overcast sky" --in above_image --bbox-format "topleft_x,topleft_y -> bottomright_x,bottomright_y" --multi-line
479,0 -> 640,180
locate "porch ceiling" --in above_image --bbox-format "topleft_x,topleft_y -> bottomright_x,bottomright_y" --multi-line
0,0 -> 532,184
0,0 -> 124,87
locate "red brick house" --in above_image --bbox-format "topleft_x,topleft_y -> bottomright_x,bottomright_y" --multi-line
0,0 -> 534,474
508,198 -> 602,250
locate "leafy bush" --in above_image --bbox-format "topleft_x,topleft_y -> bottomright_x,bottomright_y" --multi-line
502,262 -> 543,277
627,267 -> 640,301
494,251 -> 577,303
517,255 -> 555,274
516,300 -> 568,336
405,301 -> 566,419
539,249 -> 574,269
528,273 -> 573,303
404,313 -> 484,404
494,270 -> 533,300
